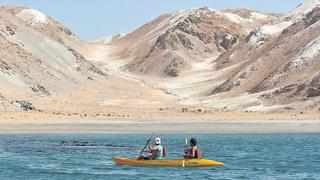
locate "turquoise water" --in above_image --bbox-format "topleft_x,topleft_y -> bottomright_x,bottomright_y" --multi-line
0,134 -> 319,180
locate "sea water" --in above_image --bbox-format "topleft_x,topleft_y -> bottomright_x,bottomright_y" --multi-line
0,134 -> 319,180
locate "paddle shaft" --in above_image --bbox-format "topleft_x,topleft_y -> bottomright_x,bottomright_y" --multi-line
138,132 -> 155,158
182,138 -> 188,167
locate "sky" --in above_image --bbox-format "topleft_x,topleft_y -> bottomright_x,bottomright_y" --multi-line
0,0 -> 308,40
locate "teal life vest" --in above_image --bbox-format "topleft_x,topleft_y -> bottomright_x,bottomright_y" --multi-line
155,145 -> 163,160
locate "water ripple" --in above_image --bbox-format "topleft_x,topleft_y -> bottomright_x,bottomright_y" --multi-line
0,134 -> 319,179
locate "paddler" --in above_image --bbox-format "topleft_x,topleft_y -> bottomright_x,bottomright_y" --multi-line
184,137 -> 202,159
148,137 -> 166,160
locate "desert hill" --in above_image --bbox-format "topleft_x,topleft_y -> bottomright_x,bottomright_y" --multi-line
0,1 -> 319,117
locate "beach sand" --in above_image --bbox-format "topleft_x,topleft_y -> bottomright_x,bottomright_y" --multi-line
1,111 -> 320,134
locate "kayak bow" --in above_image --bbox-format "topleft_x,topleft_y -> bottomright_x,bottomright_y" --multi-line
112,157 -> 224,167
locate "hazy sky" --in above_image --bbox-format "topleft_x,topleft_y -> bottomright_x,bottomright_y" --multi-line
0,0 -> 308,40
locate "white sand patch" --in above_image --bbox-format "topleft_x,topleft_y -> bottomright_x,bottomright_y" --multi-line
260,21 -> 292,35
16,9 -> 48,26
98,100 -> 124,105
86,45 -> 128,75
95,33 -> 127,44
168,9 -> 194,26
246,105 -> 284,112
144,16 -> 172,37
98,99 -> 160,106
289,36 -> 320,69
168,8 -> 219,28
150,8 -> 223,39
18,33 -> 76,72
205,93 -> 261,109
254,0 -> 320,37
86,45 -> 112,62
257,0 -> 319,37
224,13 -> 252,24
95,35 -> 114,44
250,12 -> 269,19
191,56 -> 218,71
158,63 -> 240,105
0,71 -> 27,89
248,30 -> 265,46
289,0 -> 320,22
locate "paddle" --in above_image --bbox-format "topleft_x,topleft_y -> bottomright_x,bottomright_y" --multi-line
137,132 -> 155,159
182,137 -> 188,167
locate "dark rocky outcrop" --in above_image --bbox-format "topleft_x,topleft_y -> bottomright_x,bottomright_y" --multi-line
68,47 -> 106,76
15,100 -> 36,111
306,74 -> 320,98
31,85 -> 51,96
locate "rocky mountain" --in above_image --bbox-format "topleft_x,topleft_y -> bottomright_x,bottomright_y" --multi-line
0,7 -> 108,110
110,7 -> 277,77
0,6 -> 178,113
1,1 -> 320,114
210,0 -> 320,111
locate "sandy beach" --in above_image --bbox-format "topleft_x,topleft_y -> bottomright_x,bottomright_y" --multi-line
1,111 -> 320,134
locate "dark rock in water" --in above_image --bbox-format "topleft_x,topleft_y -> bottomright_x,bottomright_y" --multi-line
73,140 -> 81,144
71,140 -> 90,146
105,144 -> 127,148
59,140 -> 127,148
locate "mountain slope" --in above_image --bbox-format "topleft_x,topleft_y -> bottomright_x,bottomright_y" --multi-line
210,1 -> 320,111
1,1 -> 320,115
0,6 -> 178,113
110,7 -> 277,77
0,7 -> 106,97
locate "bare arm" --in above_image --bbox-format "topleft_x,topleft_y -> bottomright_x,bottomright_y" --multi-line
148,144 -> 158,151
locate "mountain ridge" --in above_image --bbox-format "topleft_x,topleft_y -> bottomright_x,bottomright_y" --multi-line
0,1 -> 319,115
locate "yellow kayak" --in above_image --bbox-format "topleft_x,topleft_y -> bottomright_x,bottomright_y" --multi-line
112,157 -> 224,167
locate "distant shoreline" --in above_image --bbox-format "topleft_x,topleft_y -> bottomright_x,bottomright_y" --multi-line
1,119 -> 320,134
1,111 -> 320,134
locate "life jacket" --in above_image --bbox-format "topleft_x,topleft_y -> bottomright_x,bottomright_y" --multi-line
189,146 -> 202,159
163,147 -> 167,157
151,145 -> 164,160
196,148 -> 202,160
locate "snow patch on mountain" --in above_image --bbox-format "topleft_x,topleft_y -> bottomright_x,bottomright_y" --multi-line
16,9 -> 48,26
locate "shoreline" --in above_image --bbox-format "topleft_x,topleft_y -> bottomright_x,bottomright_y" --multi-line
1,111 -> 320,134
1,119 -> 320,134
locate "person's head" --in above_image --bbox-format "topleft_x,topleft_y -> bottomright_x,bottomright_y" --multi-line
190,137 -> 197,147
155,137 -> 161,145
